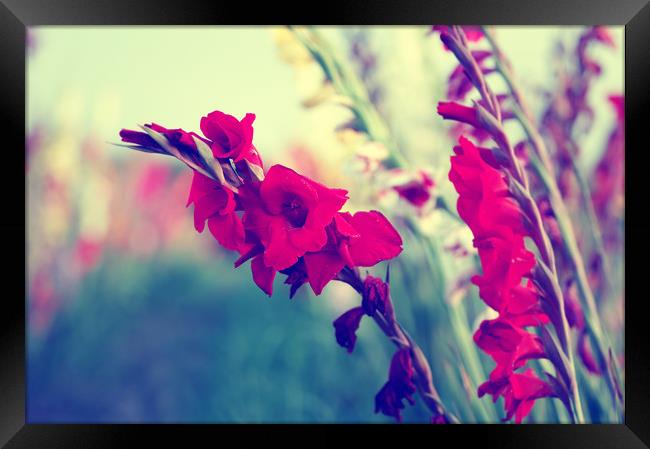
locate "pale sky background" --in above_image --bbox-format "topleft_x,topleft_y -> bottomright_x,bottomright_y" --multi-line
27,26 -> 623,172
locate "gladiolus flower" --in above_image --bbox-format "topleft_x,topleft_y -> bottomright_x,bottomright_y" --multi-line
186,170 -> 243,251
250,254 -> 276,297
393,172 -> 435,208
333,306 -> 365,353
449,137 -> 527,238
478,363 -> 553,424
461,27 -> 483,42
437,102 -> 483,130
361,275 -> 389,317
592,94 -> 624,249
119,110 -> 405,306
374,348 -> 417,422
234,167 -> 401,297
505,370 -> 556,423
577,27 -> 616,75
241,164 -> 349,272
471,232 -> 538,316
478,368 -> 555,424
280,259 -> 309,299
120,128 -> 158,148
302,211 -> 402,295
199,111 -> 263,167
583,26 -> 616,48
474,318 -> 546,369
374,383 -> 407,422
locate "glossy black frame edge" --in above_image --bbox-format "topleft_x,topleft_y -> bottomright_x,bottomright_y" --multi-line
2,0 -> 648,447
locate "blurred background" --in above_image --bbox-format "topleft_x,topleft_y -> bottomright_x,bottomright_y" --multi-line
26,26 -> 623,423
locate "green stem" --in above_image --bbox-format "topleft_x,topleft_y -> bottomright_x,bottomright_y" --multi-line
420,234 -> 497,422
529,149 -> 622,412
448,298 -> 498,422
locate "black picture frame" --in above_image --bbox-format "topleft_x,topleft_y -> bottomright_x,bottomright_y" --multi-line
3,0 -> 649,447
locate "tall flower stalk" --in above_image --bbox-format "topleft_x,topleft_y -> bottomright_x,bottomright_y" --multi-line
479,27 -> 623,413
434,26 -> 587,422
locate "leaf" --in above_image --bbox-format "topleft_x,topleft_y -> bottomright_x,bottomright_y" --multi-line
138,125 -> 177,157
111,142 -> 168,155
191,136 -> 227,185
538,324 -> 572,390
244,160 -> 265,182
139,125 -> 214,180
544,372 -> 574,422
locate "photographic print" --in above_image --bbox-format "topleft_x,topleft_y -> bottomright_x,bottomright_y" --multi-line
26,25 -> 624,424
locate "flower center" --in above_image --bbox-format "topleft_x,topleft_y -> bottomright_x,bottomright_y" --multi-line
282,198 -> 308,228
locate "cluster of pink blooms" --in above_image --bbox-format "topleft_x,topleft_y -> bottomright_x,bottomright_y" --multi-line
449,136 -> 554,422
121,111 -> 403,298
120,110 -> 443,422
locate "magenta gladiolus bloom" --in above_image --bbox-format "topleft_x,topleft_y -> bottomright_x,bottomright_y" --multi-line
186,170 -> 243,251
234,166 -> 401,297
374,348 -> 417,422
200,111 -> 263,167
241,164 -> 349,272
361,275 -> 389,317
437,101 -> 483,130
333,306 -> 365,353
393,172 -> 435,208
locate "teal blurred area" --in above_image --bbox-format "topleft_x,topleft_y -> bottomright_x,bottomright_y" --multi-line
27,251 -> 410,422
